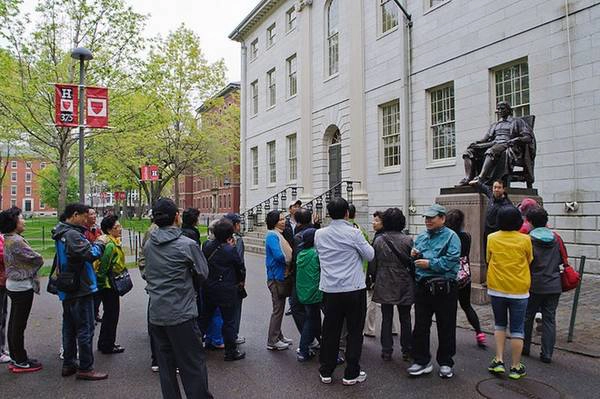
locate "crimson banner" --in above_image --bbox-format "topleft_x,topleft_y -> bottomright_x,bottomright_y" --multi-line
54,84 -> 79,127
141,165 -> 160,181
86,87 -> 109,128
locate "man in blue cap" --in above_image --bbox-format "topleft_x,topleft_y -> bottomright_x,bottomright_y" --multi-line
407,204 -> 461,379
223,213 -> 246,345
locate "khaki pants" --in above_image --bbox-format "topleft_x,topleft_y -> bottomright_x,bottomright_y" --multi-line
363,290 -> 399,336
267,280 -> 287,345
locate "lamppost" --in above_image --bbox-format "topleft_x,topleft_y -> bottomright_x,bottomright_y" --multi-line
70,47 -> 93,203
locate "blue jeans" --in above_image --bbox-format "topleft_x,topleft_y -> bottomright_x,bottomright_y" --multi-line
490,295 -> 528,339
299,303 -> 321,357
62,295 -> 95,371
204,308 -> 224,346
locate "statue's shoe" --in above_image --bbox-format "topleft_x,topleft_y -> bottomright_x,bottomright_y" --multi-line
456,178 -> 471,186
468,177 -> 481,185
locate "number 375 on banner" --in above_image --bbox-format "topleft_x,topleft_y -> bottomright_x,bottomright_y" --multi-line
54,84 -> 79,127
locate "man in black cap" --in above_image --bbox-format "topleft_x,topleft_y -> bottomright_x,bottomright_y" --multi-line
223,213 -> 246,345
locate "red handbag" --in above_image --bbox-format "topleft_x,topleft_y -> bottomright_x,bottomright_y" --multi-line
561,265 -> 580,292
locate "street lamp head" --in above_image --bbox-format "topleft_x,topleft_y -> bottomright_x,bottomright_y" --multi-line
70,47 -> 93,61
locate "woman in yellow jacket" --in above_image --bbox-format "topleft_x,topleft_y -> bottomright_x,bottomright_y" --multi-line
97,215 -> 126,354
486,206 -> 532,380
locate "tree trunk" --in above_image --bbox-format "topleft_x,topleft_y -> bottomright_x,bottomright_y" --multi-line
173,174 -> 180,208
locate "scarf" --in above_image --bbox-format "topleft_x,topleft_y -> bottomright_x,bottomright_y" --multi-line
274,228 -> 292,266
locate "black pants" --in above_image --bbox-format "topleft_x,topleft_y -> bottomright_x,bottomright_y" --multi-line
150,319 -> 213,399
93,291 -> 102,320
381,304 -> 412,355
412,283 -> 458,367
198,298 -> 237,355
457,282 -> 482,334
289,284 -> 306,335
7,289 -> 34,364
524,293 -> 561,359
97,288 -> 120,352
319,289 -> 366,379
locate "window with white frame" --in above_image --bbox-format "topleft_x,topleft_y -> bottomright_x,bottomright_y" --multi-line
11,160 -> 16,168
287,134 -> 297,181
429,83 -> 456,161
25,172 -> 32,182
286,6 -> 297,32
250,38 -> 258,60
25,186 -> 31,196
267,68 -> 276,107
40,162 -> 46,169
326,0 -> 339,77
267,23 -> 276,47
251,147 -> 259,186
494,60 -> 530,117
380,100 -> 401,168
287,54 -> 297,97
10,199 -> 16,207
267,141 -> 276,184
250,80 -> 258,115
11,172 -> 16,182
40,200 -> 45,209
380,0 -> 398,33
25,161 -> 32,169
10,185 -> 16,196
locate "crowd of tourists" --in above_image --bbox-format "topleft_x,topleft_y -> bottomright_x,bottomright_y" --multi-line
0,177 -> 575,397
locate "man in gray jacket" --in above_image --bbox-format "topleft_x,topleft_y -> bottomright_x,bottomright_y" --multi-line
144,198 -> 212,399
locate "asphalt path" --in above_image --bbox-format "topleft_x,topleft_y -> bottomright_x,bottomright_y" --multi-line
1,253 -> 599,398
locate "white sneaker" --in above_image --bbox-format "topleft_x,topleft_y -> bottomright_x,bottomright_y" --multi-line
235,336 -> 246,345
151,365 -> 159,372
439,365 -> 454,379
407,362 -> 433,376
319,374 -> 332,384
309,339 -> 320,350
281,337 -> 293,344
267,341 -> 290,351
342,371 -> 367,386
0,353 -> 11,363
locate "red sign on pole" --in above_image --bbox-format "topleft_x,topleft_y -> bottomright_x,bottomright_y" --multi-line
113,191 -> 126,201
86,87 -> 109,128
54,84 -> 79,127
141,165 -> 160,181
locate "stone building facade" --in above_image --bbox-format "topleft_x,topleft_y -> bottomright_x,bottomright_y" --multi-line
230,0 -> 600,272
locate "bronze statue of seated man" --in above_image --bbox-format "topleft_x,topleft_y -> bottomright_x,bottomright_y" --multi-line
458,101 -> 534,186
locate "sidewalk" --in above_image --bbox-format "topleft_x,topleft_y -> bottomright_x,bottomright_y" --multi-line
457,273 -> 600,358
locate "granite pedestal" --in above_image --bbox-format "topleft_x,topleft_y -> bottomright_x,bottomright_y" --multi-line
436,186 -> 542,304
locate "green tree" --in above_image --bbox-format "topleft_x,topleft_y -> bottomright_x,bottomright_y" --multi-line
89,25 -> 227,206
38,165 -> 79,209
0,0 -> 147,213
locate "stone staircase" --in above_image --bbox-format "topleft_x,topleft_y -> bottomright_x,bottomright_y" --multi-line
243,229 -> 267,255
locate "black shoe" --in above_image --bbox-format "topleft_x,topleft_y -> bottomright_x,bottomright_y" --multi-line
100,345 -> 125,354
540,355 -> 552,364
224,350 -> 246,361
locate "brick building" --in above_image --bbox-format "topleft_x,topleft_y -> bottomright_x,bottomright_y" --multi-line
0,156 -> 56,216
177,82 -> 241,215
230,0 -> 600,272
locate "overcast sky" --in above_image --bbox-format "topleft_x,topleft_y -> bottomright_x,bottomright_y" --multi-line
21,0 -> 258,82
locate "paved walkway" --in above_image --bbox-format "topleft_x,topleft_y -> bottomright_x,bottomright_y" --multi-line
3,253 -> 599,398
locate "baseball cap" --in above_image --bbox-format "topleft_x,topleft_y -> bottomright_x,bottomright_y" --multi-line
223,212 -> 241,224
288,199 -> 302,209
422,204 -> 447,218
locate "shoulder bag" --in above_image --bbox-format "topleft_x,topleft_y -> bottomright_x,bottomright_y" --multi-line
109,255 -> 133,296
381,235 -> 415,279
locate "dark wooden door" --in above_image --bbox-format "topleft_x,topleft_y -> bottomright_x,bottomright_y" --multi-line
329,143 -> 342,190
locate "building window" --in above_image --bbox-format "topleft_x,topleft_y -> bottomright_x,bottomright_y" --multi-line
287,54 -> 297,97
40,200 -> 45,209
380,0 -> 398,33
11,172 -> 16,182
380,100 -> 401,168
10,199 -> 16,207
25,172 -> 32,182
267,141 -> 276,184
287,134 -> 297,181
267,68 -> 276,108
40,162 -> 46,169
326,0 -> 339,77
250,80 -> 259,115
251,146 -> 259,186
494,60 -> 530,117
286,6 -> 297,32
266,23 -> 276,48
11,160 -> 17,169
25,186 -> 31,196
250,38 -> 258,61
25,161 -> 32,169
11,185 -> 16,196
429,83 -> 456,161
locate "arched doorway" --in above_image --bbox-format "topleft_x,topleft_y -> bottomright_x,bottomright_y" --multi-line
328,127 -> 342,190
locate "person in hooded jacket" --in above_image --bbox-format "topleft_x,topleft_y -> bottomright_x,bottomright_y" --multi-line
523,206 -> 562,364
53,203 -> 107,380
198,218 -> 246,362
144,198 -> 212,399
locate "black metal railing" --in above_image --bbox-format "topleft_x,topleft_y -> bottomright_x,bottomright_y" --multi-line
240,186 -> 299,232
303,181 -> 360,222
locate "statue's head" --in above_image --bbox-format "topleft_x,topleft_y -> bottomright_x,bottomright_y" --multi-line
496,101 -> 513,118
